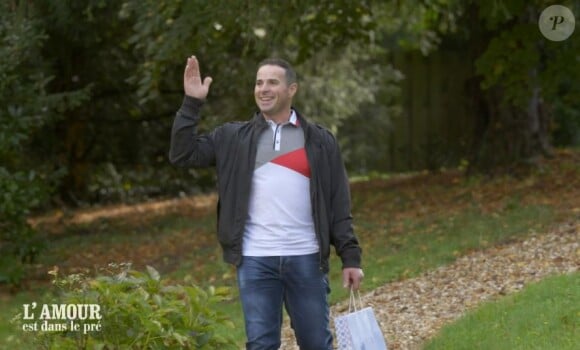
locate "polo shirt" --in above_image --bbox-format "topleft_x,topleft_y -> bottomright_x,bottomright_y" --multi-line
242,110 -> 319,256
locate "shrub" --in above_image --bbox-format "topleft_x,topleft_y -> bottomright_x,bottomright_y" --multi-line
0,1 -> 83,287
11,263 -> 237,349
0,169 -> 48,285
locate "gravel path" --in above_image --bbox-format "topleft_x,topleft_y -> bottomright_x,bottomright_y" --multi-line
280,220 -> 579,349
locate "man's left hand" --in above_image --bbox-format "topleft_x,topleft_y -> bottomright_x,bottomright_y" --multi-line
342,268 -> 364,290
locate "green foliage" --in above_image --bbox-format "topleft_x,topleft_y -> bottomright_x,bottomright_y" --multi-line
0,169 -> 48,284
0,1 -> 82,285
378,1 -> 444,54
541,31 -> 580,147
424,273 -> 579,350
0,4 -> 46,165
86,163 -> 216,204
296,44 -> 394,133
475,24 -> 540,107
120,0 -> 374,103
403,0 -> 580,171
11,263 -> 237,349
335,58 -> 404,172
552,100 -> 580,147
475,0 -> 579,164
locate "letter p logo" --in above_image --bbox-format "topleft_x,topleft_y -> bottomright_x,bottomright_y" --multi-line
539,5 -> 575,41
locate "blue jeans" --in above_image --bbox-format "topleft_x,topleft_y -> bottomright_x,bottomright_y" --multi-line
237,253 -> 333,350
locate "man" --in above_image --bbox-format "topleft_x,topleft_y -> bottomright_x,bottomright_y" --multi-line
169,55 -> 363,350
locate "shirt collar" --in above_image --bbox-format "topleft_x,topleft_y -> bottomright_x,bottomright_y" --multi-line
289,109 -> 299,126
265,109 -> 299,127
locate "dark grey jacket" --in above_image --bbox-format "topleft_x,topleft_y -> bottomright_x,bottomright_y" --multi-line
169,96 -> 361,272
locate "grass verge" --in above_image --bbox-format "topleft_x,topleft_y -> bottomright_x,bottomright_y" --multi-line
423,272 -> 579,350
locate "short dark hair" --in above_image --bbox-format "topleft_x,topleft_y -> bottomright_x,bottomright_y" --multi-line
257,58 -> 298,85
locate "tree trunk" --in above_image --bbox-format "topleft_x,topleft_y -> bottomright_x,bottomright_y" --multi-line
58,118 -> 92,205
468,82 -> 552,176
462,3 -> 553,176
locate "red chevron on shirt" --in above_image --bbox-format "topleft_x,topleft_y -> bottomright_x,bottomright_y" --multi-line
270,147 -> 311,178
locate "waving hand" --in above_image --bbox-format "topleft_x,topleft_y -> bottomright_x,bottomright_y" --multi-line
184,55 -> 213,99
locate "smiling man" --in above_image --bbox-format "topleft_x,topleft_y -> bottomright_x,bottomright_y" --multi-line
169,56 -> 363,350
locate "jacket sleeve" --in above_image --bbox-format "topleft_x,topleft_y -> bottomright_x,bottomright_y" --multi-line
328,133 -> 362,269
169,95 -> 218,168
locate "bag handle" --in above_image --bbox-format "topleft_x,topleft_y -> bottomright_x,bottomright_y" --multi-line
348,287 -> 363,312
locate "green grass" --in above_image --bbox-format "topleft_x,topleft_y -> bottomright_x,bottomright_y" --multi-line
341,204 -> 554,298
0,185 -> 566,348
423,272 -> 579,350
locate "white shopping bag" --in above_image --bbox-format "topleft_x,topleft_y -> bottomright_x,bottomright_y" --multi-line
335,290 -> 387,350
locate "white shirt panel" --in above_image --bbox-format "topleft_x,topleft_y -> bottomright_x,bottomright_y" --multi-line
243,162 -> 319,256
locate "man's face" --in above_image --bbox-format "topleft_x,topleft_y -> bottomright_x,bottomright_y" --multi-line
254,65 -> 297,118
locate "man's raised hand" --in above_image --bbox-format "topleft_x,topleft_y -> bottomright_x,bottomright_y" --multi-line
184,55 -> 213,99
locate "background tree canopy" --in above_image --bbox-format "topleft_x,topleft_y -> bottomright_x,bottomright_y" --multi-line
1,0 -> 578,282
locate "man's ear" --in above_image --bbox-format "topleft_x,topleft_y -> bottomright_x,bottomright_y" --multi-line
289,82 -> 298,97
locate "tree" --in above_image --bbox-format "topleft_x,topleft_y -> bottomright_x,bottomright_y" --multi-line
417,0 -> 579,173
0,1 -> 88,284
120,0 -> 375,112
28,0 -> 140,203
